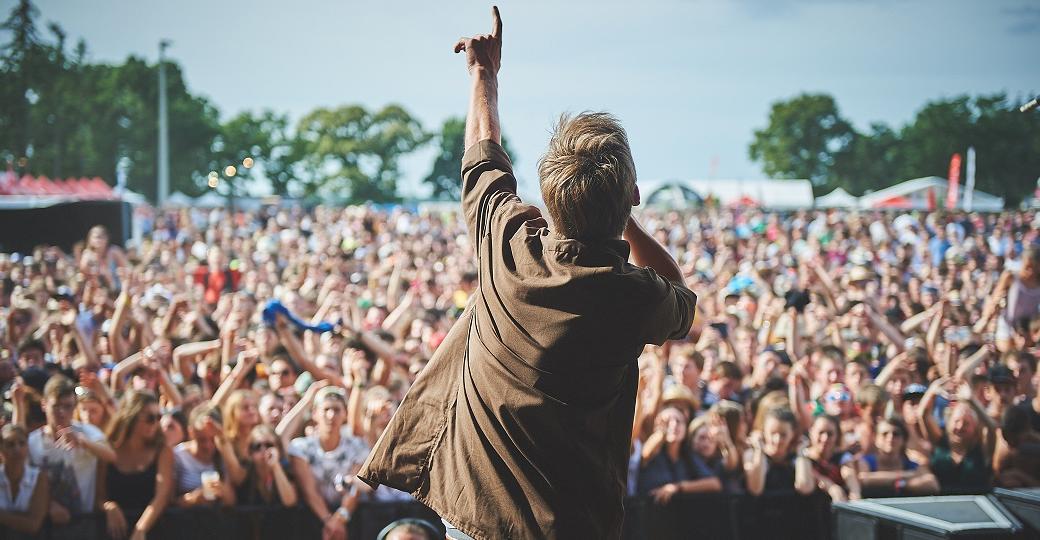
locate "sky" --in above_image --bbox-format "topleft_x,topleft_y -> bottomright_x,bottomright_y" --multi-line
14,0 -> 1040,200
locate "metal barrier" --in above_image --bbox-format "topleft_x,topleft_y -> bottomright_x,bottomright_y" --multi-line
5,492 -> 833,540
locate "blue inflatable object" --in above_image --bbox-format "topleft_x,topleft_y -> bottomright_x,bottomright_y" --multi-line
262,299 -> 336,333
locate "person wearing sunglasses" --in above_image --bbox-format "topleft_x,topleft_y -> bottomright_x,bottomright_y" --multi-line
852,416 -> 938,497
96,391 -> 173,540
239,425 -> 296,507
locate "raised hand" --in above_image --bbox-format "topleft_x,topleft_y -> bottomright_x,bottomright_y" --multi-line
454,6 -> 503,75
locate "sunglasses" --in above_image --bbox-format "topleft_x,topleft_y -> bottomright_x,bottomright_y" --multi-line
141,413 -> 160,424
825,391 -> 851,403
270,370 -> 292,377
249,441 -> 276,452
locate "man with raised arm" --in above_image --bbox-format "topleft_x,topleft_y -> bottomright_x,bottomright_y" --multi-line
358,7 -> 696,539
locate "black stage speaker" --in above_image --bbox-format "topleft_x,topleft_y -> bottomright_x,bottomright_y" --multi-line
832,496 -> 1024,540
0,199 -> 131,253
995,488 -> 1040,536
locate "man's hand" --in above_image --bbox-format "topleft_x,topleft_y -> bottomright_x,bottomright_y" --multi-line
454,6 -> 503,75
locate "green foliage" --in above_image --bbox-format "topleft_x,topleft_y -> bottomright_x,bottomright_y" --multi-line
207,110 -> 294,197
897,94 -> 1040,204
749,94 -> 855,190
422,116 -> 516,200
293,104 -> 429,203
751,92 -> 1040,202
0,1 -> 435,203
0,0 -> 221,200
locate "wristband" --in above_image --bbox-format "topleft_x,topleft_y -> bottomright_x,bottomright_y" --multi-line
335,507 -> 351,523
894,478 -> 907,494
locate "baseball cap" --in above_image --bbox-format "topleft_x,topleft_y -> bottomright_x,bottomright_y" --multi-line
989,364 -> 1016,385
903,383 -> 927,401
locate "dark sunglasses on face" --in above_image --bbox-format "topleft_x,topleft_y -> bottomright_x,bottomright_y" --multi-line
250,441 -> 276,452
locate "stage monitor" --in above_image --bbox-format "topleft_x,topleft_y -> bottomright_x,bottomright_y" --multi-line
833,495 -> 1024,540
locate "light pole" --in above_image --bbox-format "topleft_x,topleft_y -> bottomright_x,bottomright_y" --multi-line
157,39 -> 172,207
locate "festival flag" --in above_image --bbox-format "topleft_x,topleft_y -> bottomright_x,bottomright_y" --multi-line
963,147 -> 976,212
946,153 -> 962,210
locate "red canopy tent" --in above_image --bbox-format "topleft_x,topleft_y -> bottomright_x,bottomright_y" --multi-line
727,194 -> 761,209
1,175 -> 114,199
871,195 -> 913,209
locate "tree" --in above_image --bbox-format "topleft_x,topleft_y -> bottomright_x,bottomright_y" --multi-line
422,116 -> 516,200
294,104 -> 429,202
0,0 -> 44,168
749,93 -> 856,192
834,122 -> 903,196
0,1 -> 222,200
897,93 -> 1040,204
207,110 -> 297,197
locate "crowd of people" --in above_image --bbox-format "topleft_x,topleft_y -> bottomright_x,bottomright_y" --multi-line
0,203 -> 1038,539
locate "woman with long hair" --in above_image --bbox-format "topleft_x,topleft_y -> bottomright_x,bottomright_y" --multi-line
744,407 -> 815,496
239,425 -> 297,507
854,416 -> 939,497
172,405 -> 236,508
642,404 -> 711,504
221,389 -> 260,487
803,415 -> 860,501
0,424 -> 49,536
74,387 -> 112,430
96,391 -> 174,540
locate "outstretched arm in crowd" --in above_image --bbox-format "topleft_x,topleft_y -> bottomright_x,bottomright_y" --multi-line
276,380 -> 331,449
744,435 -> 768,496
918,376 -> 947,445
925,300 -> 947,357
975,271 -> 1013,335
173,340 -> 221,382
864,301 -> 907,354
274,313 -> 345,387
953,345 -> 993,382
210,350 -> 258,409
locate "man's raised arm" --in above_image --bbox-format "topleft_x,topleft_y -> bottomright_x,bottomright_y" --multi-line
455,6 -> 503,151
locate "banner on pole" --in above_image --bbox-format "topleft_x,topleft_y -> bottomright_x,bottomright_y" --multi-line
963,147 -> 976,212
946,153 -> 962,210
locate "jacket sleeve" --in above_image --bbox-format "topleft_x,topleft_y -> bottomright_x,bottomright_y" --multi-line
461,140 -> 522,251
640,267 -> 698,345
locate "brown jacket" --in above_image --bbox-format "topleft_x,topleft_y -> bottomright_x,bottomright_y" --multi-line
357,140 -> 697,539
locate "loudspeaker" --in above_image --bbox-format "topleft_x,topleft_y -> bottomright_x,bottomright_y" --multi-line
995,488 -> 1040,536
832,496 -> 1024,539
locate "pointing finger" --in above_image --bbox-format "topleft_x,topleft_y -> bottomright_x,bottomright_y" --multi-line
491,5 -> 502,39
454,38 -> 469,53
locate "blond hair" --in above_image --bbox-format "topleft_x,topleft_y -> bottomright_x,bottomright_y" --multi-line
537,112 -> 636,241
222,389 -> 258,443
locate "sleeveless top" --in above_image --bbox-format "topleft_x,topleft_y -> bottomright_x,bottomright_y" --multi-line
0,464 -> 41,512
862,453 -> 919,472
930,436 -> 991,494
106,454 -> 158,510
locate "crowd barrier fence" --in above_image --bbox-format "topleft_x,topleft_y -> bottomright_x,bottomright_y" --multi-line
4,491 -> 834,540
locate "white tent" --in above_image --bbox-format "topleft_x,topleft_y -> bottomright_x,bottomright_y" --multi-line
815,187 -> 859,209
858,177 -> 1004,212
193,191 -> 227,208
118,189 -> 149,206
639,178 -> 814,210
166,191 -> 194,207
